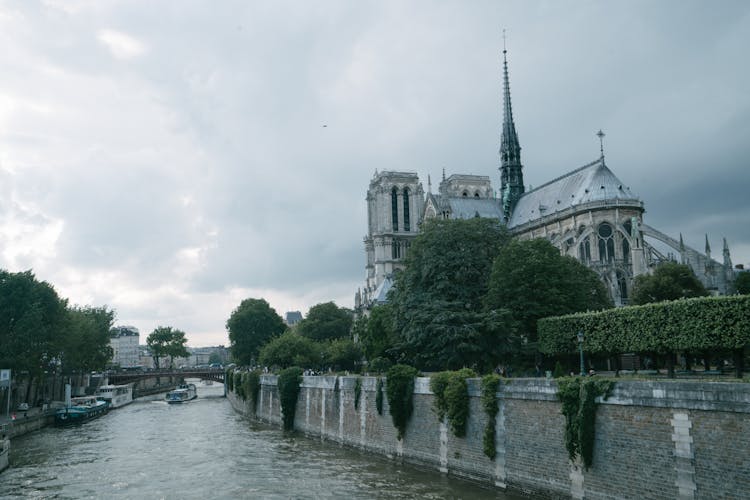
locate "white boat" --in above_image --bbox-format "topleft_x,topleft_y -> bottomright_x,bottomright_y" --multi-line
95,384 -> 133,409
166,383 -> 197,404
0,437 -> 9,473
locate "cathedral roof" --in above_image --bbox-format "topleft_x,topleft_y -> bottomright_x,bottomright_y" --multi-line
507,157 -> 640,229
446,197 -> 503,220
373,275 -> 393,304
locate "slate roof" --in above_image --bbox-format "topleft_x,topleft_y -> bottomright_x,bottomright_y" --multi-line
447,198 -> 503,220
373,276 -> 393,304
507,158 -> 641,229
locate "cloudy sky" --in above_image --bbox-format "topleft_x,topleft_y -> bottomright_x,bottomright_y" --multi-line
1,1 -> 748,346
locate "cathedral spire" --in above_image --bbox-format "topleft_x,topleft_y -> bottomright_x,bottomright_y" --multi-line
499,30 -> 524,222
705,234 -> 711,259
723,237 -> 732,268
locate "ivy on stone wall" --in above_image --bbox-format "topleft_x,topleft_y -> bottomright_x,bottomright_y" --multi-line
226,368 -> 234,391
354,377 -> 362,410
234,371 -> 244,399
375,378 -> 384,415
244,370 -> 261,407
430,369 -> 476,438
557,377 -> 614,469
278,366 -> 303,431
481,374 -> 501,459
385,364 -> 419,440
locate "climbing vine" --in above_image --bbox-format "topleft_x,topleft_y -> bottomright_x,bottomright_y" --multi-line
354,377 -> 362,410
244,370 -> 261,407
278,366 -> 303,431
481,374 -> 501,459
226,368 -> 234,391
234,371 -> 244,399
375,378 -> 384,415
385,364 -> 419,440
430,369 -> 476,438
556,377 -> 614,469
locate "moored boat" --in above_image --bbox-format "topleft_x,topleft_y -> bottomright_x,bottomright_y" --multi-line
95,384 -> 133,409
166,383 -> 197,404
55,396 -> 110,425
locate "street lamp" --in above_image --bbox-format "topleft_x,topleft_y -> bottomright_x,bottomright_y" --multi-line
577,331 -> 585,377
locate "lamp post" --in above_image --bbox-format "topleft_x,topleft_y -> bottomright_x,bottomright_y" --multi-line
577,331 -> 585,377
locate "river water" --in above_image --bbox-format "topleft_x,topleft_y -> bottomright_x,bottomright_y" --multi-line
1,381 -> 526,499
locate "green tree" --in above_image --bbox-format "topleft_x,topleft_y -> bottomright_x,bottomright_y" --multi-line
147,326 -> 189,369
258,330 -> 321,369
631,261 -> 709,304
322,338 -> 362,372
297,302 -> 353,341
226,298 -> 286,365
0,270 -> 68,379
61,306 -> 115,373
389,218 -> 515,371
733,271 -> 750,295
208,352 -> 222,365
356,304 -> 397,361
485,238 -> 612,347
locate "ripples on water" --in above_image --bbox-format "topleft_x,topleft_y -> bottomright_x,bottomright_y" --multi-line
2,383 -> 525,499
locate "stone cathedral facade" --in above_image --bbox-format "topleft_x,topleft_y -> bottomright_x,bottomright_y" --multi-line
354,49 -> 736,311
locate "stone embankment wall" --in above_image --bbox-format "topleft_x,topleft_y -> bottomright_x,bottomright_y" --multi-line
227,376 -> 750,500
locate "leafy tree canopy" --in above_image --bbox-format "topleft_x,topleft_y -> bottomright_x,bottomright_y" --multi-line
631,261 -> 709,305
147,326 -> 189,369
226,298 -> 286,365
0,269 -> 68,376
62,306 -> 115,373
259,330 -> 321,369
297,302 -> 353,341
484,238 -> 612,342
355,304 -> 397,362
322,338 -> 362,372
390,218 -> 515,371
733,271 -> 750,295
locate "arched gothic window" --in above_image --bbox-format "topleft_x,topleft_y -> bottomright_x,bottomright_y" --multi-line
403,188 -> 410,232
391,187 -> 398,232
622,236 -> 630,264
579,236 -> 591,263
598,223 -> 615,263
617,270 -> 628,303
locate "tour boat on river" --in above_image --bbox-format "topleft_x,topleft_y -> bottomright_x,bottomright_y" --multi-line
166,383 -> 197,404
95,384 -> 133,409
55,396 -> 110,425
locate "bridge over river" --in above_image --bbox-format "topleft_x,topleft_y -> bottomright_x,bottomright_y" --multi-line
107,369 -> 226,397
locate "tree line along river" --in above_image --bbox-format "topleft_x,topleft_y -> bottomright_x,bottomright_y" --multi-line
1,381 -> 527,499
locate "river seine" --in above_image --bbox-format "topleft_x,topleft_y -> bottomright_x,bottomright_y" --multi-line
2,382 -> 525,499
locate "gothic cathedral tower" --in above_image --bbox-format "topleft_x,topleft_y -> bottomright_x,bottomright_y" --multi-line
359,171 -> 424,309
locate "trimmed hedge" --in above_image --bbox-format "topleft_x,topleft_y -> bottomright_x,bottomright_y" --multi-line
539,295 -> 750,355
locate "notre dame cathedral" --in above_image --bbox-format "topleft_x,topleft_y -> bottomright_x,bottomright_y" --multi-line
354,48 -> 736,311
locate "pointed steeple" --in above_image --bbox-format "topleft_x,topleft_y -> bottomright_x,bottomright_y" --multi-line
427,175 -> 432,194
723,237 -> 732,268
679,233 -> 686,264
499,31 -> 524,222
705,234 -> 711,259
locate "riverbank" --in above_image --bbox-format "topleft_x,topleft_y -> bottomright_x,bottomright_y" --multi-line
228,375 -> 750,500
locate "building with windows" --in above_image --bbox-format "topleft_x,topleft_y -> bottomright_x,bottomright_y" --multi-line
109,326 -> 140,368
355,47 -> 736,311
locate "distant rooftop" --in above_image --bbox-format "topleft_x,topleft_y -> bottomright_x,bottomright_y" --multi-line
285,311 -> 303,325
